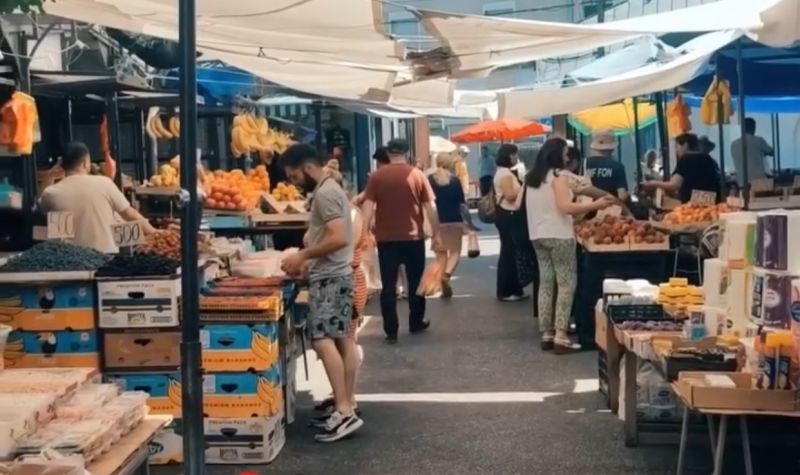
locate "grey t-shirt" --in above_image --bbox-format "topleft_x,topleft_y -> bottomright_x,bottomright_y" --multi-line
307,178 -> 353,281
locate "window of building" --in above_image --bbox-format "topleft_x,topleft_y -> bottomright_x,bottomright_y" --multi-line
483,1 -> 516,17
388,11 -> 433,50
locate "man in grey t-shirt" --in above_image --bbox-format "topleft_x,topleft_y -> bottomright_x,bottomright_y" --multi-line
280,144 -> 362,443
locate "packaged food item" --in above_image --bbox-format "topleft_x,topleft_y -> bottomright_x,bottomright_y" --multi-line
56,384 -> 120,420
16,419 -> 113,462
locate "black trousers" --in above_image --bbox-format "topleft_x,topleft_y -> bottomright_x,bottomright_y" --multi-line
377,240 -> 426,337
494,207 -> 524,299
479,176 -> 493,196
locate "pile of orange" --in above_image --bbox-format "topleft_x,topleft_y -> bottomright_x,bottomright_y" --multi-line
663,202 -> 732,224
203,166 -> 270,211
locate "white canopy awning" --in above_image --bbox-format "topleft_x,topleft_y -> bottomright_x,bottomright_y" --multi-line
414,0 -> 790,77
45,0 -> 410,102
497,31 -> 740,119
567,37 -> 678,82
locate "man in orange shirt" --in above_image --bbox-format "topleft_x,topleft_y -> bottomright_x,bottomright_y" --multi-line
361,139 -> 441,343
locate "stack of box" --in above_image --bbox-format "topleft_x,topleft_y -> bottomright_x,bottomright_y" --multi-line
0,277 -> 99,369
139,279 -> 286,466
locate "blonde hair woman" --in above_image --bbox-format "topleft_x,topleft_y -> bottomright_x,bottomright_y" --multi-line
429,152 -> 467,298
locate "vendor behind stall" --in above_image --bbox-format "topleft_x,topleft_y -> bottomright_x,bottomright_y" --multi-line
584,129 -> 629,201
641,133 -> 722,203
38,141 -> 155,253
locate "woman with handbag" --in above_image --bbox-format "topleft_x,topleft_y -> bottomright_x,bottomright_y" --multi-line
493,144 -> 527,302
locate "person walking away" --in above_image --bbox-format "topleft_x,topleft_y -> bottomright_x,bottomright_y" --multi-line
456,145 -> 472,198
731,117 -> 773,187
641,133 -> 722,204
429,153 -> 468,299
361,139 -> 442,343
493,143 -> 527,302
525,138 -> 615,353
39,141 -> 156,253
584,129 -> 629,201
279,144 -> 362,442
478,145 -> 495,196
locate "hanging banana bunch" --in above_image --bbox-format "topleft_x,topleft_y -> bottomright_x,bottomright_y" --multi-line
145,107 -> 180,141
230,112 -> 295,158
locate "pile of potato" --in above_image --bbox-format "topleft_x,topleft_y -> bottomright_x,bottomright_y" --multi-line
663,202 -> 732,225
139,229 -> 212,261
575,215 -> 667,245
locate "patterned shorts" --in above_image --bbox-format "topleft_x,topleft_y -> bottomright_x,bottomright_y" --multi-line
308,275 -> 354,341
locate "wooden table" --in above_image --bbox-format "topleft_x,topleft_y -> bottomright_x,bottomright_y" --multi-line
671,383 -> 800,475
88,416 -> 171,475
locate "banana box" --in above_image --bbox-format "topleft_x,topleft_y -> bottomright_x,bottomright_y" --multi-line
4,330 -> 99,368
103,330 -> 181,370
108,366 -> 282,418
0,283 -> 95,331
148,411 -> 286,466
97,277 -> 181,328
200,323 -> 279,372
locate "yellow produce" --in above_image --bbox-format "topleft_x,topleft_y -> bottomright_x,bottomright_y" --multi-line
271,181 -> 301,202
230,112 -> 295,158
203,165 -> 270,211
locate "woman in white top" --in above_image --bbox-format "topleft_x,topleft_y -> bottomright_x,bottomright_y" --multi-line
492,143 -> 526,301
525,138 -> 614,353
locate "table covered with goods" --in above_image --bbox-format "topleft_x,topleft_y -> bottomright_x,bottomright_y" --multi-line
0,234 -> 304,470
594,207 -> 800,474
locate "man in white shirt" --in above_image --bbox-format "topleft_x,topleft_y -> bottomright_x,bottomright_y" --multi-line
731,118 -> 774,185
39,141 -> 155,253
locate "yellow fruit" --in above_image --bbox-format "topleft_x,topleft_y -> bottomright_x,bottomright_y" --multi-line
151,175 -> 164,187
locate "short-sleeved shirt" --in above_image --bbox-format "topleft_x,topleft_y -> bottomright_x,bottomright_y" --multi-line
38,174 -> 131,253
493,167 -> 523,211
674,153 -> 723,204
585,155 -> 628,197
307,178 -> 353,281
363,163 -> 432,243
429,174 -> 465,224
731,134 -> 772,185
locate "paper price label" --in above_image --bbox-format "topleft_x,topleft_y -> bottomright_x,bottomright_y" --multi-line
690,190 -> 717,206
596,204 -> 622,218
726,196 -> 744,209
111,221 -> 145,248
47,212 -> 75,240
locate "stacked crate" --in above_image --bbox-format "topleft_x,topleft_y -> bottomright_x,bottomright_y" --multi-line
0,274 -> 100,369
145,277 -> 286,466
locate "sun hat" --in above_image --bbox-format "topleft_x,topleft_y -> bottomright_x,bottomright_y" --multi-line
698,135 -> 716,152
590,129 -> 617,151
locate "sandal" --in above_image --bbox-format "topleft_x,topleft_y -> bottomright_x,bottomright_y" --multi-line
540,333 -> 554,351
554,338 -> 582,355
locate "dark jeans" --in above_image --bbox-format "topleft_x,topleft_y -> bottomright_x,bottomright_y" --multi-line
494,207 -> 523,299
479,175 -> 493,196
377,240 -> 427,337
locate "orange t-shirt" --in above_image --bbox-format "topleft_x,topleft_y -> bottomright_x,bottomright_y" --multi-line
363,163 -> 432,243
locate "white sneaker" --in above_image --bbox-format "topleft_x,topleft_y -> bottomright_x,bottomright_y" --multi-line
314,411 -> 364,443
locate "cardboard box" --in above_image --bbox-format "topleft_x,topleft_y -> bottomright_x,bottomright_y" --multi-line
200,323 -> 279,372
148,412 -> 286,466
0,282 -> 95,331
108,366 -> 282,418
4,330 -> 99,369
103,330 -> 181,370
97,277 -> 181,328
676,372 -> 800,412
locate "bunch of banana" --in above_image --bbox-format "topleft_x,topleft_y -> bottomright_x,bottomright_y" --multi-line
256,376 -> 282,414
250,331 -> 278,365
168,116 -> 180,138
167,378 -> 182,407
4,336 -> 24,368
230,113 -> 295,158
0,295 -> 21,307
146,114 -> 175,140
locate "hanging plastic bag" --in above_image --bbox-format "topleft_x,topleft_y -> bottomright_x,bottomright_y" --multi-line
417,253 -> 446,297
467,231 -> 480,258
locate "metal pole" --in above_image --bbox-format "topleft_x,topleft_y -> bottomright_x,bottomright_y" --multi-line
655,92 -> 670,180
106,93 -> 123,188
596,0 -> 607,57
774,114 -> 781,171
736,39 -> 748,208
632,96 -> 642,183
715,56 -> 726,193
178,0 -> 204,473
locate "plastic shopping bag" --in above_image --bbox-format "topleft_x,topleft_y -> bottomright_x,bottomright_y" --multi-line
467,231 -> 480,258
417,253 -> 446,297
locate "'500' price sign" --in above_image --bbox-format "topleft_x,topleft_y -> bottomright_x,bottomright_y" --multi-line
47,212 -> 75,240
111,221 -> 145,248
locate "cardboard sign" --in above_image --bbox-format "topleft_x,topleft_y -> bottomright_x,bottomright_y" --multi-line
46,212 -> 75,240
690,190 -> 717,206
726,196 -> 744,209
111,221 -> 145,248
596,204 -> 622,219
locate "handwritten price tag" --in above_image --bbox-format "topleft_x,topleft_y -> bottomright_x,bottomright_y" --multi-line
111,221 -> 145,248
596,204 -> 622,218
47,212 -> 75,240
690,190 -> 717,206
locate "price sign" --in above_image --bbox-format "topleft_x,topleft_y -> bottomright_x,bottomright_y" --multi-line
111,221 -> 145,248
47,212 -> 75,240
727,196 -> 745,209
596,204 -> 622,219
690,190 -> 717,206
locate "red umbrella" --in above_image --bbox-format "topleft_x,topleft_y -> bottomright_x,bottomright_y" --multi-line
451,118 -> 551,143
